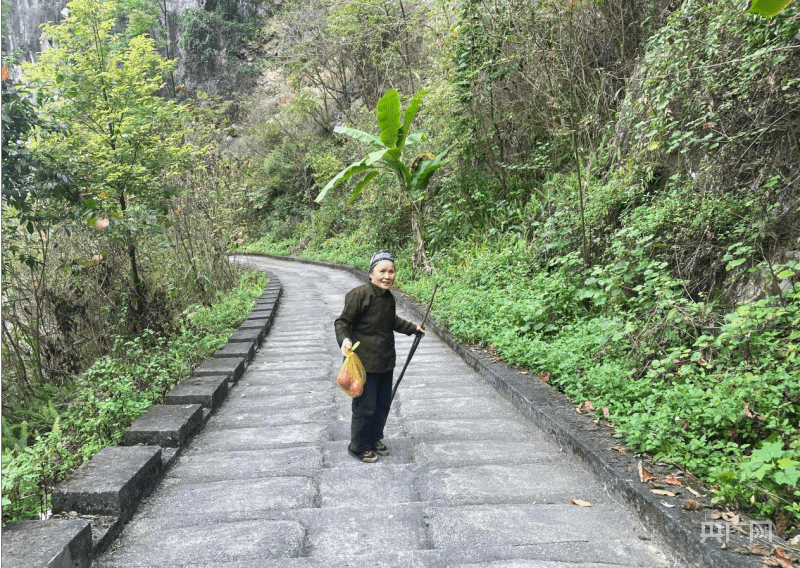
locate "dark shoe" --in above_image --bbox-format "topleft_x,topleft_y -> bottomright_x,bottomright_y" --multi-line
372,441 -> 390,456
348,446 -> 378,463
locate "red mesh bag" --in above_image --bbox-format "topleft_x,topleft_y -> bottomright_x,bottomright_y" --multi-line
337,341 -> 366,397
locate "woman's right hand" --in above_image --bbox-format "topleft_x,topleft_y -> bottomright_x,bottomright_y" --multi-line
341,338 -> 353,357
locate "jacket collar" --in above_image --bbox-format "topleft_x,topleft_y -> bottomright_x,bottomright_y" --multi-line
367,281 -> 392,297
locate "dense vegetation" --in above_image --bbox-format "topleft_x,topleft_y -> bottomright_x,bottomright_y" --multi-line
232,0 -> 799,535
2,0 -> 798,537
1,0 -> 259,523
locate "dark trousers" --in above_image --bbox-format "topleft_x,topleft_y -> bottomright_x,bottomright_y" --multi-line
350,369 -> 393,452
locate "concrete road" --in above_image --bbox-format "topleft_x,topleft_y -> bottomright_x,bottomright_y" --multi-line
93,256 -> 680,567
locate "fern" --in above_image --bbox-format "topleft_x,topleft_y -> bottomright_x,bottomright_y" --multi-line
1,418 -> 29,455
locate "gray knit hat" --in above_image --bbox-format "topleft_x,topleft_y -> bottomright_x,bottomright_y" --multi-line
369,250 -> 395,272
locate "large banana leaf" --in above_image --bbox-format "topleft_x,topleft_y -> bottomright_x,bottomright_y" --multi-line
411,148 -> 451,191
347,171 -> 379,205
381,153 -> 411,188
314,158 -> 369,202
746,0 -> 792,16
333,126 -> 384,148
405,132 -> 426,146
376,90 -> 402,148
399,90 -> 426,148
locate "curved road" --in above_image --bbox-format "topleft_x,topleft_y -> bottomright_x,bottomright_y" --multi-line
94,256 -> 679,567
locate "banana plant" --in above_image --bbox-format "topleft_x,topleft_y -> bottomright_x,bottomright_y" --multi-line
315,89 -> 449,272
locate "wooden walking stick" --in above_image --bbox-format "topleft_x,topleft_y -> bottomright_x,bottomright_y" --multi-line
391,284 -> 438,402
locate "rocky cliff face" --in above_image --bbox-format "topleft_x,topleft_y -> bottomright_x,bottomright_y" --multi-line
3,0 -> 68,67
3,0 -> 276,97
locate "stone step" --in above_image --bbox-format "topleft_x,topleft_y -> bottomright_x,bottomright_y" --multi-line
192,356 -> 246,381
213,340 -> 257,363
165,375 -> 228,409
51,446 -> 162,520
248,307 -> 275,321
122,404 -> 203,448
1,518 -> 92,568
227,326 -> 265,345
89,520 -> 305,566
238,317 -> 271,332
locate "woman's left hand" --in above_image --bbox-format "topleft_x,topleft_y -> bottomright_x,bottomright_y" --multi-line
415,326 -> 425,336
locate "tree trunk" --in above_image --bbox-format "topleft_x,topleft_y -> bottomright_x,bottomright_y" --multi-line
128,243 -> 147,332
119,188 -> 147,330
410,206 -> 432,274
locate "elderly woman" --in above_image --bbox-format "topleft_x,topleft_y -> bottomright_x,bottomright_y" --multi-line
335,250 -> 424,462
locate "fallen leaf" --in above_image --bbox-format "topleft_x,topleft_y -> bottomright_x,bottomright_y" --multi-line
770,549 -> 797,568
710,511 -> 723,520
539,372 -> 550,382
686,486 -> 703,497
744,404 -> 766,421
602,406 -> 610,418
651,489 -> 677,497
731,546 -> 751,555
660,500 -> 676,508
576,400 -> 595,414
519,371 -> 528,375
748,543 -> 771,556
723,512 -> 740,523
570,499 -> 592,507
664,476 -> 682,486
731,524 -> 748,535
610,444 -> 628,453
638,461 -> 657,483
682,500 -> 702,510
